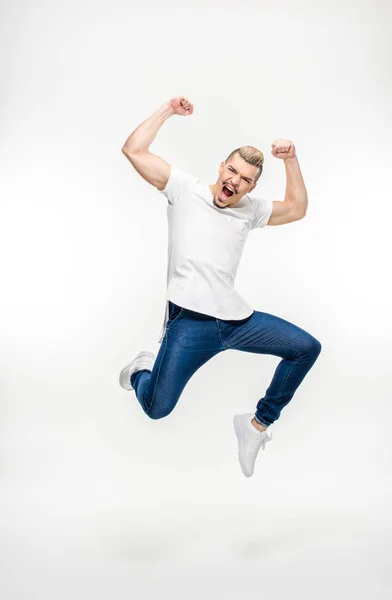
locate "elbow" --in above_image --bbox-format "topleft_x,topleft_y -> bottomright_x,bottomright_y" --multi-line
122,144 -> 139,156
299,202 -> 308,219
295,209 -> 307,220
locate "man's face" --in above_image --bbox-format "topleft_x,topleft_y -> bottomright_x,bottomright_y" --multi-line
210,154 -> 259,209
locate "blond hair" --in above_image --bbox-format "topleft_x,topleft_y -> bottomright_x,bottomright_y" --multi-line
225,145 -> 264,182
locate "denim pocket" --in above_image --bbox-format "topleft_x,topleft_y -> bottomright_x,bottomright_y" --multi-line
166,302 -> 184,330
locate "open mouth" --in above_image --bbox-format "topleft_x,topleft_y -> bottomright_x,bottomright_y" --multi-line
221,184 -> 235,200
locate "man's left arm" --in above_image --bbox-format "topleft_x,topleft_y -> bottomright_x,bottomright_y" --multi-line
267,139 -> 308,226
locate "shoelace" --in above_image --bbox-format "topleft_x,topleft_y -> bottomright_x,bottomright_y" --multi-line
254,431 -> 273,455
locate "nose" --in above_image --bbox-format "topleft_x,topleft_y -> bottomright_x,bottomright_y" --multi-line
230,175 -> 241,189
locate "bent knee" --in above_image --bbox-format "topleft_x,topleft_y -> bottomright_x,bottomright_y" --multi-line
299,334 -> 322,358
147,407 -> 173,420
307,336 -> 322,357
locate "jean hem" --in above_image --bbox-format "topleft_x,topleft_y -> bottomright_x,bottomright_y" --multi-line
254,414 -> 270,427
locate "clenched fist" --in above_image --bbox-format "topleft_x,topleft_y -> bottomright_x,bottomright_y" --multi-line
170,96 -> 194,116
271,139 -> 296,160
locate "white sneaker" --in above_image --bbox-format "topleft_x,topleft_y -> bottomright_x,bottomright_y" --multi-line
233,413 -> 273,478
119,350 -> 156,391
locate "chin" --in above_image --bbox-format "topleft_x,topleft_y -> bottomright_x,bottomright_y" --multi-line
213,197 -> 228,209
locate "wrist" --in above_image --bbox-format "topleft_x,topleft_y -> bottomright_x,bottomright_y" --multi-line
283,155 -> 297,163
161,101 -> 176,118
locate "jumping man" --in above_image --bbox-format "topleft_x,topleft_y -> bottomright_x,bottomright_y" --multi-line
119,96 -> 322,477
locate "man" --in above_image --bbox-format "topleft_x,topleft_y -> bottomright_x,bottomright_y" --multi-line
119,96 -> 322,478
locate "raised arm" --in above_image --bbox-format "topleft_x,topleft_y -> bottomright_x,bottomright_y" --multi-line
267,139 -> 308,226
121,97 -> 194,191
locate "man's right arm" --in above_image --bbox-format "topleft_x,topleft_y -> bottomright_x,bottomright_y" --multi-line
121,98 -> 193,191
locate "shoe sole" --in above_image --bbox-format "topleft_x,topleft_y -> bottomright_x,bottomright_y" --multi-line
233,415 -> 252,478
119,351 -> 156,391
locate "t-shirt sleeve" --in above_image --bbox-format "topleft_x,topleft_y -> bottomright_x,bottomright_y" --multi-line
251,196 -> 274,229
156,165 -> 198,205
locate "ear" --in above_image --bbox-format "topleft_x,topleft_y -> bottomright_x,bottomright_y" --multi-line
249,182 -> 257,193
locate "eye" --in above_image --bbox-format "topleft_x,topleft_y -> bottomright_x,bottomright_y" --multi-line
229,167 -> 251,184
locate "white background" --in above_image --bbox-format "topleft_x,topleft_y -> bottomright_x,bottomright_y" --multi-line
1,0 -> 391,598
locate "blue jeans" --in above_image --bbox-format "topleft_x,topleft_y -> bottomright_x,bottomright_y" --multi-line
131,301 -> 322,427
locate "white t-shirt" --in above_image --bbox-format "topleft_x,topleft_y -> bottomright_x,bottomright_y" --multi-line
156,166 -> 273,343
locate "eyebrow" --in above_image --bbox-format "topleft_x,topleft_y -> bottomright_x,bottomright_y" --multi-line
228,165 -> 253,183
